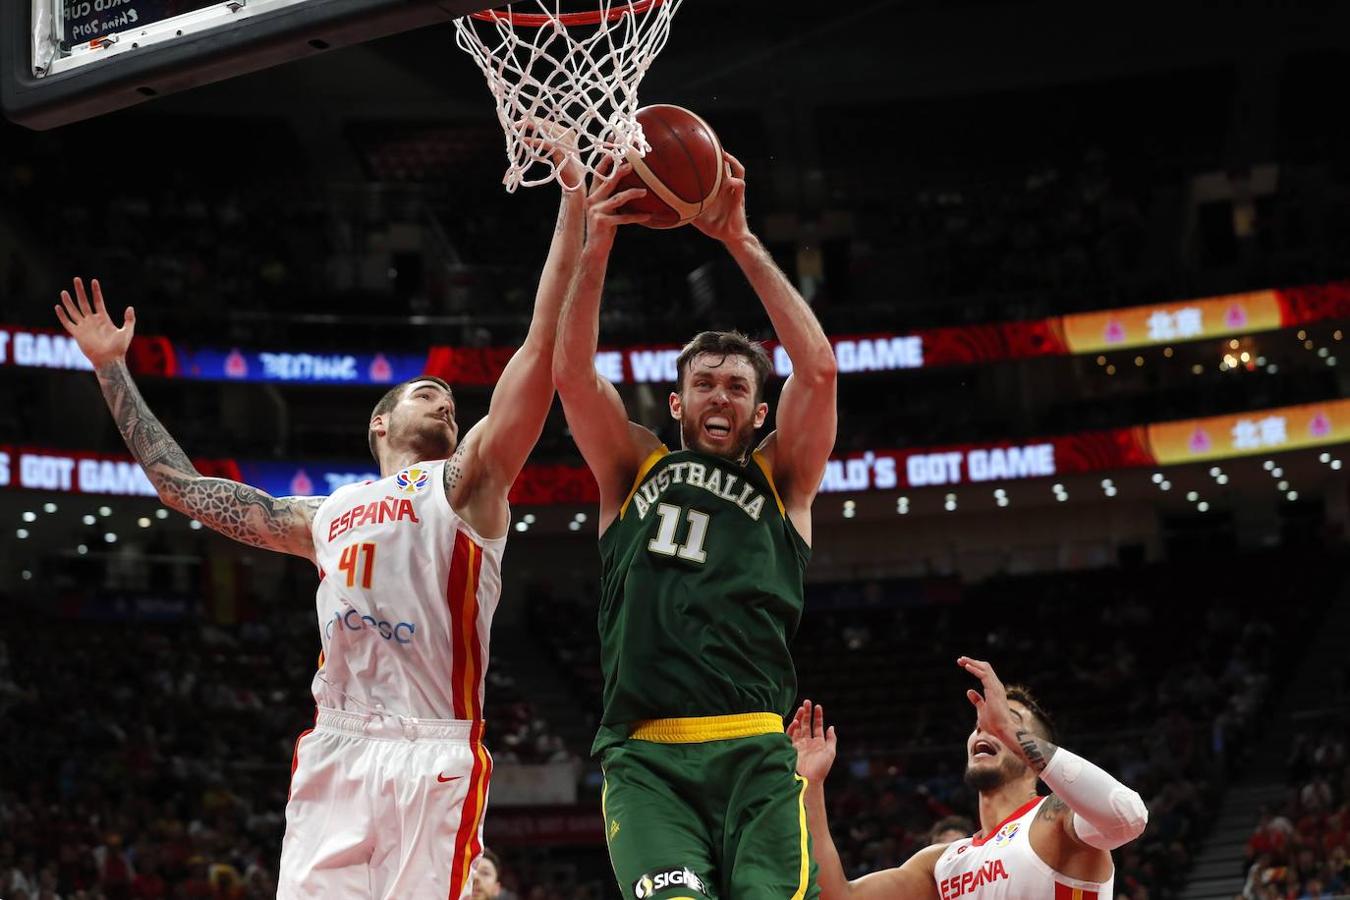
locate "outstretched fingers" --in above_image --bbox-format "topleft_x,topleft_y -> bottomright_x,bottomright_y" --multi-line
589,153 -> 617,193
792,699 -> 819,738
787,703 -> 808,739
958,656 -> 994,683
590,159 -> 637,202
54,301 -> 76,334
59,288 -> 82,325
595,187 -> 647,213
73,277 -> 94,317
591,185 -> 652,227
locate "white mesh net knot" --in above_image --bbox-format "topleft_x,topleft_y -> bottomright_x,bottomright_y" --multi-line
454,0 -> 684,192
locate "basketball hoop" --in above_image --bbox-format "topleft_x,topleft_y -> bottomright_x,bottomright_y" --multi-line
454,1 -> 684,192
469,0 -> 665,27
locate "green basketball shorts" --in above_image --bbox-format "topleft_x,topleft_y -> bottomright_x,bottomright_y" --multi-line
599,713 -> 819,900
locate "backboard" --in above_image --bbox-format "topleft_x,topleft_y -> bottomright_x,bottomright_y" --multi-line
3,0 -> 493,130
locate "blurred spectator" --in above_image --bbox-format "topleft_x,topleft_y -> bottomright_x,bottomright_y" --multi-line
928,815 -> 975,845
1244,721 -> 1350,900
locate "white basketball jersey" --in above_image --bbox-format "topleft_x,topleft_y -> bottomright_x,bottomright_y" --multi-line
308,461 -> 505,721
934,798 -> 1113,900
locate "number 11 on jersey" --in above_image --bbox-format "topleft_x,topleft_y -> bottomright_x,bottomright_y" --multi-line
338,542 -> 376,588
647,503 -> 709,563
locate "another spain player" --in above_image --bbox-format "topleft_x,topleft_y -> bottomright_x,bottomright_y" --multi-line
553,152 -> 837,899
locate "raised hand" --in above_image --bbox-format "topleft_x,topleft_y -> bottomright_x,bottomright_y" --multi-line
959,656 -> 1024,756
54,277 -> 134,369
584,154 -> 652,248
692,151 -> 750,245
521,117 -> 586,193
788,699 -> 837,783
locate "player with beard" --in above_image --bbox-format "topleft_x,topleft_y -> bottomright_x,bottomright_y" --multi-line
552,152 -> 837,899
789,657 -> 1149,900
54,146 -> 588,900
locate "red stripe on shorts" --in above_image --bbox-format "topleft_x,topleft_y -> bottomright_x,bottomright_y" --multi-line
447,735 -> 492,898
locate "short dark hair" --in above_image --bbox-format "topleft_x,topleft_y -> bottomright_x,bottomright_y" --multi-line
675,331 -> 774,404
928,815 -> 975,844
1005,684 -> 1057,745
368,376 -> 453,461
480,847 -> 501,869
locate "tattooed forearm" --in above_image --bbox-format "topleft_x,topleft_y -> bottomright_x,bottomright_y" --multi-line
94,360 -> 319,557
96,360 -> 196,475
1016,729 -> 1058,774
157,470 -> 320,553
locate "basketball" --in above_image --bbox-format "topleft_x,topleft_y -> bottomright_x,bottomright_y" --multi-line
615,104 -> 725,229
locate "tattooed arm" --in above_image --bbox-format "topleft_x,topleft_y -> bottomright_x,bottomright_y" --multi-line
57,279 -> 320,560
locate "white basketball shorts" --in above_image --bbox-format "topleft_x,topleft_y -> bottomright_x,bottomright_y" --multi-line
278,707 -> 492,900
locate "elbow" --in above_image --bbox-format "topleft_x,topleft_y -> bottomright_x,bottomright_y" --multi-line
1075,790 -> 1149,850
551,355 -> 580,391
1122,790 -> 1149,840
1113,788 -> 1149,841
803,348 -> 838,386
156,489 -> 193,520
551,355 -> 591,397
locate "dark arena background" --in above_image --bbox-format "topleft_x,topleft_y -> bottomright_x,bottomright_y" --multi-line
3,1 -> 1350,898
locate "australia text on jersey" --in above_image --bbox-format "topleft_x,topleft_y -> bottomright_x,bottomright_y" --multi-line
630,460 -> 767,521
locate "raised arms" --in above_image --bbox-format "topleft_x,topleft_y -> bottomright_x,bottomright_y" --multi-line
56,278 -> 320,560
450,147 -> 590,538
693,154 -> 837,541
551,159 -> 662,532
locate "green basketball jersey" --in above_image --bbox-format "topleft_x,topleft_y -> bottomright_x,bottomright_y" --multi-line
592,446 -> 811,754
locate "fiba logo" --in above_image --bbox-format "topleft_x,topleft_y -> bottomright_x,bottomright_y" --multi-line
393,466 -> 431,496
992,821 -> 1020,847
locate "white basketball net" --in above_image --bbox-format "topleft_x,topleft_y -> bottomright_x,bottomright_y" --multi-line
454,1 -> 684,192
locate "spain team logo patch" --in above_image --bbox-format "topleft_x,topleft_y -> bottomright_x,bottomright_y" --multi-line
394,466 -> 432,496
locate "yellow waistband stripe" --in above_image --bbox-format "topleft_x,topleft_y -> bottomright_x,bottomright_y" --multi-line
629,712 -> 784,744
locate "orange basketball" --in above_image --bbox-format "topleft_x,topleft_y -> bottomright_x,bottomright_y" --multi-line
616,105 -> 724,229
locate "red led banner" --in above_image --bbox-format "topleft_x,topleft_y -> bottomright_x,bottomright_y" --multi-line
5,400 -> 1348,502
5,280 -> 1348,385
